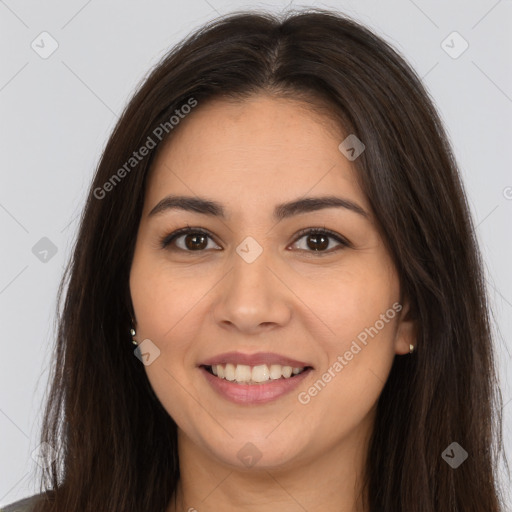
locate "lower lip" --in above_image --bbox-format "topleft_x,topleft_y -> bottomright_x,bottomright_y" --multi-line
200,366 -> 313,405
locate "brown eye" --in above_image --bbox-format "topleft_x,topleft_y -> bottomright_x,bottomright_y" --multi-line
160,228 -> 221,252
183,233 -> 208,250
304,233 -> 329,251
291,228 -> 350,254
160,226 -> 350,255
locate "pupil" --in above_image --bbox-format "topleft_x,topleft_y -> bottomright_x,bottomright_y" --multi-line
185,233 -> 207,250
307,234 -> 328,251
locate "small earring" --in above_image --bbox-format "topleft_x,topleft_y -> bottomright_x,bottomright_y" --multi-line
130,327 -> 138,346
409,344 -> 415,354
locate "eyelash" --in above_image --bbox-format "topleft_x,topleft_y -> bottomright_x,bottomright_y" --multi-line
159,226 -> 351,256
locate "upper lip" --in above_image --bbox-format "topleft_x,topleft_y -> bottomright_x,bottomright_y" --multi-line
200,351 -> 313,369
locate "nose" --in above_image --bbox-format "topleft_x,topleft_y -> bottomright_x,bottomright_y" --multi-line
212,243 -> 292,334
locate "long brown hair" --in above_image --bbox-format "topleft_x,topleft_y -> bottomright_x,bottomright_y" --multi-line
32,8 -> 506,511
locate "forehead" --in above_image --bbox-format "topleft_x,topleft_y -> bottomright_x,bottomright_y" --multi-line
144,94 -> 370,218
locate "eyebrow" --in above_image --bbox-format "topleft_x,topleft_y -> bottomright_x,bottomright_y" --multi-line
148,194 -> 369,220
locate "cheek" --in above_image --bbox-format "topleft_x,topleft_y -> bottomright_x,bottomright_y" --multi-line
293,257 -> 400,346
297,309 -> 398,438
130,253 -> 204,428
130,251 -> 202,343
292,259 -> 399,405
326,288 -> 400,351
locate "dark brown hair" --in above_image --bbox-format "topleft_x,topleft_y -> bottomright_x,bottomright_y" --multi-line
30,7 -> 506,512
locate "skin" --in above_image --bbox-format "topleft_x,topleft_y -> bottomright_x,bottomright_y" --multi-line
129,93 -> 415,512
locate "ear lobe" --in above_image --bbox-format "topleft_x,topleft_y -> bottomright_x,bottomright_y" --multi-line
394,299 -> 417,355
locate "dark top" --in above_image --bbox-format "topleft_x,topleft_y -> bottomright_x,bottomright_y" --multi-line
1,493 -> 44,512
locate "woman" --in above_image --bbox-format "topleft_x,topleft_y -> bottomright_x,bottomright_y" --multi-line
3,8 -> 506,512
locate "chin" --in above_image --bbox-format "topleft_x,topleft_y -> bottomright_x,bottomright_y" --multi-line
203,434 -> 306,471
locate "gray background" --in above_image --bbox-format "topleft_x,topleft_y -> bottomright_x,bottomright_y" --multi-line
1,0 -> 511,507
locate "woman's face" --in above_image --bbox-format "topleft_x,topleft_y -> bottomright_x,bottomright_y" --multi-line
129,93 -> 414,471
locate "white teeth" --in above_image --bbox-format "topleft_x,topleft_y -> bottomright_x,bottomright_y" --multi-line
252,364 -> 270,383
209,363 -> 306,384
235,364 -> 252,382
224,363 -> 236,381
269,364 -> 283,380
282,366 -> 293,378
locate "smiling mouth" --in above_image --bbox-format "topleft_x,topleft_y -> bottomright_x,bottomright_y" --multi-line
202,363 -> 314,385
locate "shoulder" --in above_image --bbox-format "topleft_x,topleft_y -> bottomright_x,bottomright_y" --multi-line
1,493 -> 45,512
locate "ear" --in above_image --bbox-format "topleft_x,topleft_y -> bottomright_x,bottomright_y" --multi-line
393,298 -> 417,355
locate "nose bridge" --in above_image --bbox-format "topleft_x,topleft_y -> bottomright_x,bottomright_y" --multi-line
233,236 -> 271,290
214,235 -> 291,331
230,235 -> 275,306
